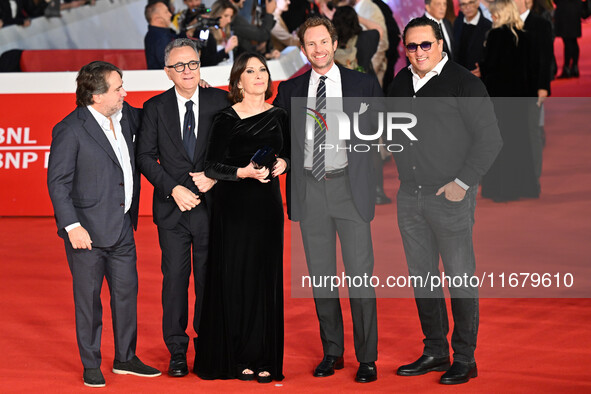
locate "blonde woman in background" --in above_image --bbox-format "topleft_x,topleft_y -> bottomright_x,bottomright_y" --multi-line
201,0 -> 239,66
480,0 -> 539,202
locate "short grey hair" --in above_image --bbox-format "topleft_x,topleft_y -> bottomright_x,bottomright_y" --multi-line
164,38 -> 199,66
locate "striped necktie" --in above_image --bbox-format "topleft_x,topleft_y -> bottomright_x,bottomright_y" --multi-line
312,76 -> 327,181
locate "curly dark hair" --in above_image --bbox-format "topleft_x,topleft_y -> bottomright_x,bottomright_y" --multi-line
75,61 -> 122,107
228,52 -> 273,103
332,6 -> 362,49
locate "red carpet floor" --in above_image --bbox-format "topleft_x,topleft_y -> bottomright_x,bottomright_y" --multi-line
2,22 -> 591,393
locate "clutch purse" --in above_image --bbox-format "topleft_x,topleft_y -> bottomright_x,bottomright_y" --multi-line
250,146 -> 277,169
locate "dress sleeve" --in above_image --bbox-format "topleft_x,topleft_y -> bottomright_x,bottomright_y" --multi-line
205,112 -> 241,181
277,109 -> 291,173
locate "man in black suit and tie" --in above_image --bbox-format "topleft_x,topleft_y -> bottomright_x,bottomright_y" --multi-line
424,0 -> 454,58
136,38 -> 229,377
273,16 -> 382,384
47,61 -> 161,388
388,17 -> 501,385
452,0 -> 491,73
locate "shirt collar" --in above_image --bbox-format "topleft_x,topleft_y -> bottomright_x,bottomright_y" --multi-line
520,9 -> 530,22
87,105 -> 122,131
408,52 -> 448,79
425,11 -> 442,23
310,62 -> 341,86
174,87 -> 199,106
464,10 -> 481,25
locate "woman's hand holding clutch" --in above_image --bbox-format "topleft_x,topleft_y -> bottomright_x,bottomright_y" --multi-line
237,162 -> 270,183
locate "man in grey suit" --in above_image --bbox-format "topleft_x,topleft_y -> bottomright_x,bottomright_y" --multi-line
273,16 -> 381,384
47,61 -> 161,388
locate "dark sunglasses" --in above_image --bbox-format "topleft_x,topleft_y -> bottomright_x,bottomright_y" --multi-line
166,60 -> 201,72
405,41 -> 435,53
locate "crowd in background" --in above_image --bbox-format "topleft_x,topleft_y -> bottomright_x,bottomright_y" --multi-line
0,0 -> 94,28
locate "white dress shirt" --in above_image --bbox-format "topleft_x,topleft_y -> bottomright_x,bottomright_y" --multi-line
305,64 -> 348,171
425,11 -> 453,57
409,52 -> 449,93
65,106 -> 134,232
174,88 -> 200,140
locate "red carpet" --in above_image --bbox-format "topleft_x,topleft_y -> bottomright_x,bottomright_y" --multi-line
2,22 -> 591,393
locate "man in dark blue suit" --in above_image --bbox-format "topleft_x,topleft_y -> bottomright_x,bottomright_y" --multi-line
47,61 -> 161,387
137,38 -> 230,377
273,16 -> 381,384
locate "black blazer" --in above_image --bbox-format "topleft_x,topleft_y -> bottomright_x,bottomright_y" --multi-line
273,64 -> 382,223
425,13 -> 454,57
47,102 -> 142,247
452,11 -> 491,71
523,12 -> 553,96
137,86 -> 230,229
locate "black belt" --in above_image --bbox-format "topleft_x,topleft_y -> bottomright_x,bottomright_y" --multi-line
304,167 -> 348,180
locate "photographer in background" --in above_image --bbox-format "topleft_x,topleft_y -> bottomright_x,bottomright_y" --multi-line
200,0 -> 239,66
231,0 -> 277,57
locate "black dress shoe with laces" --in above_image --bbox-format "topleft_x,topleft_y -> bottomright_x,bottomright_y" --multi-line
168,354 -> 189,377
355,362 -> 377,383
83,368 -> 106,387
396,355 -> 450,376
440,361 -> 477,385
313,355 -> 344,377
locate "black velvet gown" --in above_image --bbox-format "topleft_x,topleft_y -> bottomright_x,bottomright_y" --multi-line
480,26 -> 539,201
194,106 -> 289,381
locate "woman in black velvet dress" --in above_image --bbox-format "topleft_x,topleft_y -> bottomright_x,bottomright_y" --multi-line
194,52 -> 289,383
480,0 -> 539,201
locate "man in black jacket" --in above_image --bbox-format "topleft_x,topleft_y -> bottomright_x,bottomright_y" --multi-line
388,17 -> 502,385
137,38 -> 230,378
452,1 -> 491,73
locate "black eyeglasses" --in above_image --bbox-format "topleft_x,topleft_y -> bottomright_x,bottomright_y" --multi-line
166,61 -> 201,72
405,41 -> 435,53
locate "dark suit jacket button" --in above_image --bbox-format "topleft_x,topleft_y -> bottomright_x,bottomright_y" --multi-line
119,183 -> 124,186
120,203 -> 124,207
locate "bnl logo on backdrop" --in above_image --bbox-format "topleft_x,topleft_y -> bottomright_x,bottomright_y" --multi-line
306,103 -> 418,152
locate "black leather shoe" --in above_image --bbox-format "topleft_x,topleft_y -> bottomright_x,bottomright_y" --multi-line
168,354 -> 188,377
355,362 -> 377,383
396,355 -> 450,376
440,361 -> 477,384
558,66 -> 572,79
572,65 -> 580,78
375,187 -> 392,205
83,368 -> 106,387
313,355 -> 344,377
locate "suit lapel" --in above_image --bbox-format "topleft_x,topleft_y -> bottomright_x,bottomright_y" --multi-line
79,107 -> 121,168
195,86 -> 209,161
294,71 -> 312,156
161,88 -> 193,163
120,105 -> 136,174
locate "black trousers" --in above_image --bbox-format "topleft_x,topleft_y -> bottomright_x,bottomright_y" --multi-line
158,204 -> 209,356
562,37 -> 579,68
65,213 -> 138,368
